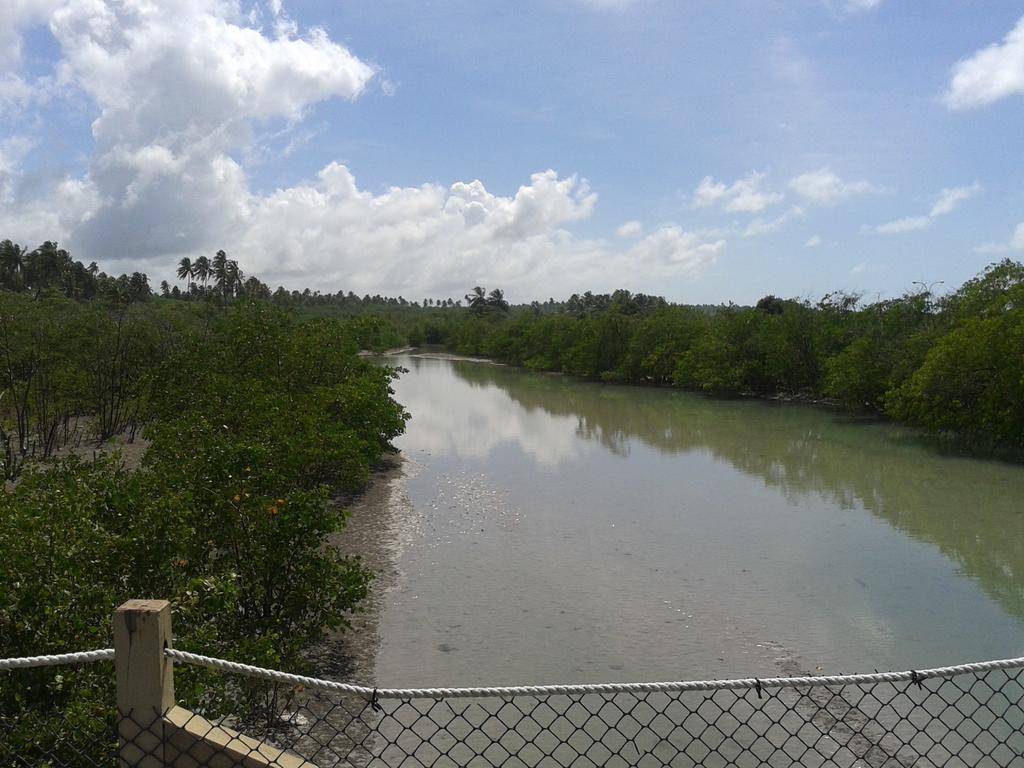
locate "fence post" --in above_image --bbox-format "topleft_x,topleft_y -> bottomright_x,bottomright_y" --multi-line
114,599 -> 175,768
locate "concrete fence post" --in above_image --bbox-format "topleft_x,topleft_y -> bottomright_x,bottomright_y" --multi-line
112,599 -> 315,767
114,599 -> 174,768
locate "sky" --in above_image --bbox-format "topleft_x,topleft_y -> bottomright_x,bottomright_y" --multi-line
1,0 -> 1023,304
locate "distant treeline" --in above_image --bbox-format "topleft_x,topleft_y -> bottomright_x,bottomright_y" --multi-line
404,264 -> 1024,451
0,237 -> 460,309
0,239 -> 151,302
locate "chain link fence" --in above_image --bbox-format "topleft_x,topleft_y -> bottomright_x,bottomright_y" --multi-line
4,650 -> 1024,767
0,656 -> 117,768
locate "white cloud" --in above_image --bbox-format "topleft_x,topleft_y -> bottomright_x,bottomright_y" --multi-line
696,167 -> 878,218
693,167 -> 875,235
626,225 -> 725,272
873,215 -> 931,235
692,171 -> 783,213
871,184 -> 980,236
728,173 -> 785,213
805,235 -> 822,248
234,166 -> 724,296
0,1 -> 63,111
0,1 -> 61,69
789,167 -> 879,205
0,135 -> 35,178
945,15 -> 1024,110
0,73 -> 34,107
49,1 -> 376,130
929,184 -> 980,217
975,222 -> 1024,254
1007,223 -> 1023,250
0,0 -> 379,263
845,0 -> 882,11
0,134 -> 102,245
692,176 -> 728,208
0,134 -> 34,216
616,220 -> 642,238
743,206 -> 804,237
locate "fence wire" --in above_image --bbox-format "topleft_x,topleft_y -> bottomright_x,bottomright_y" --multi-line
0,664 -> 116,768
4,655 -> 1024,767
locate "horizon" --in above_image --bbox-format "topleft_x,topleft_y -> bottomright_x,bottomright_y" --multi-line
2,1 -> 1023,304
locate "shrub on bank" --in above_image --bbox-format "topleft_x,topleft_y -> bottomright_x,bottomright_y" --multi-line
0,301 -> 408,758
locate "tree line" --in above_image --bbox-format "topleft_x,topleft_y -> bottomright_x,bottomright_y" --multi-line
172,251 -> 470,309
3,235 -> 1022,449
0,238 -> 462,310
0,239 -> 151,302
406,263 -> 1024,451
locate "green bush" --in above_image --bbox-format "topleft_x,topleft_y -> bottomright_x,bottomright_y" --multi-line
0,300 -> 408,758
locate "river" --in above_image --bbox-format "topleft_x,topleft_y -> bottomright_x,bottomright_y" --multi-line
334,352 -> 1024,690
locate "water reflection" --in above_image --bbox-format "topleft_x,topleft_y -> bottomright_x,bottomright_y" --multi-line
340,354 -> 1024,686
394,357 -> 596,467
398,355 -> 1024,624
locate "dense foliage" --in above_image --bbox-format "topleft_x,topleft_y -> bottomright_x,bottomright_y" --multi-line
0,293 -> 407,759
415,263 -> 1024,450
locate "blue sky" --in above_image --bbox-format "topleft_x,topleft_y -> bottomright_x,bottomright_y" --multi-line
1,1 -> 1023,302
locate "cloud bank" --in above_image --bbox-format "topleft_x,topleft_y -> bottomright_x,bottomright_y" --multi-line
234,166 -> 724,296
0,0 -> 723,298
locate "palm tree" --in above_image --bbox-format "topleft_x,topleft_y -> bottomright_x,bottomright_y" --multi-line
176,256 -> 194,295
486,288 -> 509,312
465,286 -> 488,315
55,249 -> 75,297
193,255 -> 211,294
0,240 -> 25,289
127,272 -> 150,302
243,276 -> 268,299
225,259 -> 242,300
67,261 -> 90,299
26,241 -> 66,297
211,249 -> 227,283
209,250 -> 226,305
210,251 -> 243,308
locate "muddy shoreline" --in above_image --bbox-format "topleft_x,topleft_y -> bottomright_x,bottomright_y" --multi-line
307,452 -> 416,685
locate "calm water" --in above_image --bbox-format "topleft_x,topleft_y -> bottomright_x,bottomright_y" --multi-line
348,354 -> 1024,688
